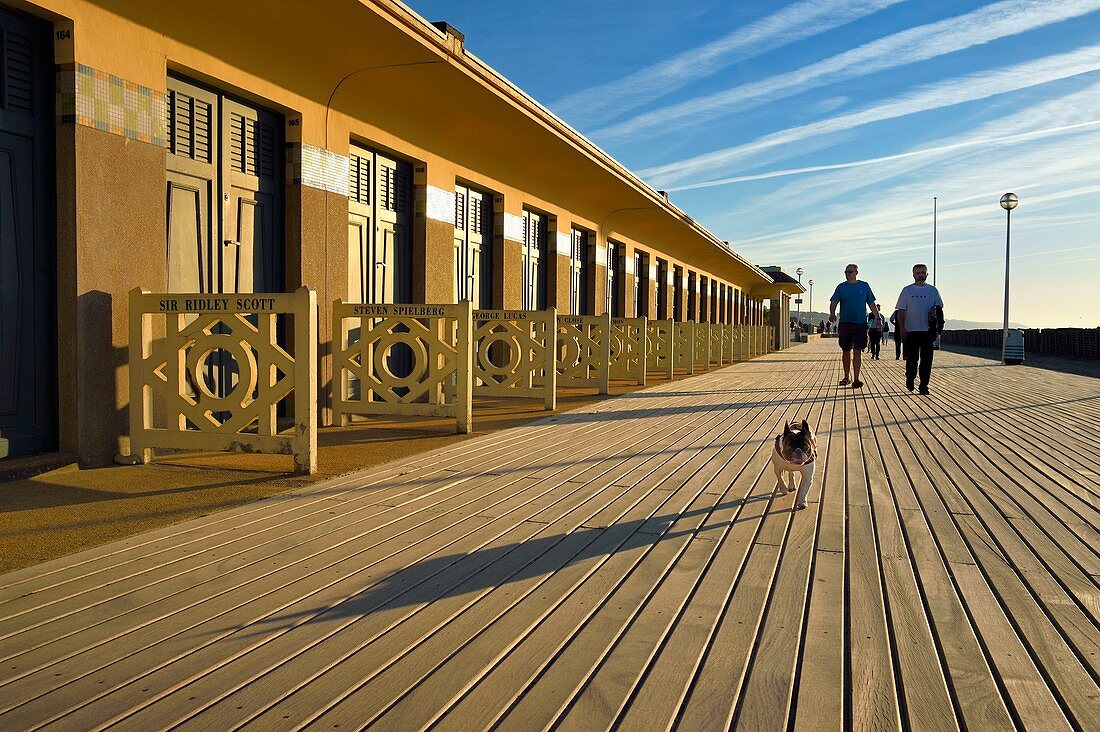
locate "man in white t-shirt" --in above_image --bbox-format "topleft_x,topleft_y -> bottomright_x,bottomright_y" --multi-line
895,263 -> 944,395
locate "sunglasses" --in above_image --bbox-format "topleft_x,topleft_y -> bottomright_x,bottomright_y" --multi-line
844,269 -> 856,274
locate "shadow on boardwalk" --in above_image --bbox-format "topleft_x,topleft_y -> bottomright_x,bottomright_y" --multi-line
242,494 -> 793,635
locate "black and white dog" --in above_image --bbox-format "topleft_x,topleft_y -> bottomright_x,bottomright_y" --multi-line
771,419 -> 817,510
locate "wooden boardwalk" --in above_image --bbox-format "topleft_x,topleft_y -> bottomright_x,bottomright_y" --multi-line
1,342 -> 1097,731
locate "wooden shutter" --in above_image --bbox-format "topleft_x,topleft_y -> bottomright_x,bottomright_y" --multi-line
222,97 -> 282,294
454,185 -> 468,302
0,8 -> 55,456
522,210 -> 546,310
347,149 -> 372,303
166,78 -> 218,293
570,228 -> 589,315
468,187 -> 490,308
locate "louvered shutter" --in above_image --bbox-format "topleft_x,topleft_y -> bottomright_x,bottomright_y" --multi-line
222,97 -> 282,294
454,185 -> 468,302
0,8 -> 55,456
166,77 -> 219,294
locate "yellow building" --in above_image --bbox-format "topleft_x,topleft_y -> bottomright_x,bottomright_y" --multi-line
0,0 -> 795,465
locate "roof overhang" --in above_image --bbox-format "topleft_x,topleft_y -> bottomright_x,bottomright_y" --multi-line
752,281 -> 804,299
91,0 -> 773,288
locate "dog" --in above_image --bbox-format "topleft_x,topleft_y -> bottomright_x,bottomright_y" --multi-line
771,419 -> 817,510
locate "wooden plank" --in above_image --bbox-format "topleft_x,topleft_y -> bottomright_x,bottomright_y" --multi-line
949,563 -> 1074,731
2,342 -> 1096,732
855,385 -> 961,730
792,550 -> 845,732
0,419 -> 642,671
955,514 -> 1100,730
857,369 -> 1012,731
427,362 -> 833,730
3,477 -> 606,727
151,481 -> 644,731
860,359 -> 1077,730
733,376 -> 836,728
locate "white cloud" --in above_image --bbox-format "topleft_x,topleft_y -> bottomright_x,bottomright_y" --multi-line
551,0 -> 904,127
666,120 -> 1100,191
597,0 -> 1100,143
641,43 -> 1100,186
719,79 -> 1100,223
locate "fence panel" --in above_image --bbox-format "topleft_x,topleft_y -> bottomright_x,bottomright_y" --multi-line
646,319 -> 676,379
941,327 -> 1100,359
610,317 -> 647,385
472,308 -> 556,410
674,322 -> 695,375
722,324 -> 735,362
125,287 -> 317,474
710,324 -> 725,366
333,301 -> 473,434
556,313 -> 611,393
694,322 -> 711,371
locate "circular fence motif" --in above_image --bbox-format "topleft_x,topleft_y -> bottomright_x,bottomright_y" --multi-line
478,332 -> 522,379
557,329 -> 583,368
185,334 -> 258,410
372,330 -> 431,390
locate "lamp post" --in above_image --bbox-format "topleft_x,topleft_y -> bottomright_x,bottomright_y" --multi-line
795,267 -> 804,340
807,279 -> 814,330
999,193 -> 1018,364
932,196 -> 937,286
933,197 -> 940,349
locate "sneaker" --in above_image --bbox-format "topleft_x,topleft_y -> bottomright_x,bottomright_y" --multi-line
838,378 -> 851,386
919,386 -> 930,395
906,381 -> 914,392
852,379 -> 863,389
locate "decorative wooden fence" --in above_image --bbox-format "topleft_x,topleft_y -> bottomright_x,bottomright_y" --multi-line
472,308 -> 557,410
610,317 -> 648,385
710,324 -> 725,366
722,324 -> 735,362
646,319 -> 677,379
674,322 -> 695,375
333,301 -> 473,434
694,322 -> 712,371
124,287 -> 317,474
556,314 -> 611,393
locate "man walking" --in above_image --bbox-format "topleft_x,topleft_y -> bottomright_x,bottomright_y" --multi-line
867,304 -> 885,360
889,309 -> 903,359
828,264 -> 879,389
895,263 -> 944,395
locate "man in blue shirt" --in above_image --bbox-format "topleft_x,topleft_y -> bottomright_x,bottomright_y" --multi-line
828,263 -> 879,389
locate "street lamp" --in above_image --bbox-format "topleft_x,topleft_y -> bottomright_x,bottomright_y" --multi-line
999,192 -> 1018,364
932,196 -> 937,286
807,279 -> 814,329
933,197 -> 940,350
795,267 -> 804,340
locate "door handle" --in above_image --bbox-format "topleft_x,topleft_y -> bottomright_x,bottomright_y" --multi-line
223,239 -> 240,248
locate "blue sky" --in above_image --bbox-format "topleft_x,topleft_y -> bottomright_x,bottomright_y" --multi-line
408,1 -> 1100,327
